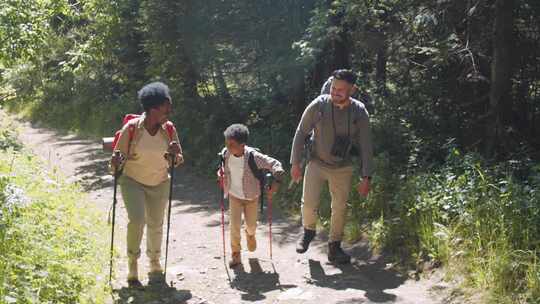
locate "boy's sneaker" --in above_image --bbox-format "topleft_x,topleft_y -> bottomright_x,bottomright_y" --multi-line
229,252 -> 242,268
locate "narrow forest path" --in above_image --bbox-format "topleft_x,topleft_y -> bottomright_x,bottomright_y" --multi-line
15,115 -> 451,304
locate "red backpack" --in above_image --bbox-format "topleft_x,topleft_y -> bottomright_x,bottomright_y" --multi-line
102,114 -> 176,152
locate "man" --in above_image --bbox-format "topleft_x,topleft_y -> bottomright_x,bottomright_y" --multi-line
290,69 -> 374,264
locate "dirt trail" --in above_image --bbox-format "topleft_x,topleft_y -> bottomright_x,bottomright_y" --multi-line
15,117 -> 450,304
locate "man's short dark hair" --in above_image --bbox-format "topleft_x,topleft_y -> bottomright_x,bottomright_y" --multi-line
138,82 -> 171,112
332,69 -> 357,85
224,124 -> 249,144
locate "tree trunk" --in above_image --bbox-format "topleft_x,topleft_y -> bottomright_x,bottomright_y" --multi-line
291,68 -> 307,117
375,44 -> 388,97
332,29 -> 351,70
309,2 -> 351,96
214,62 -> 232,101
487,0 -> 514,154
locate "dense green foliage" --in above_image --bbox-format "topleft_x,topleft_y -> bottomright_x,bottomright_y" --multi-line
0,117 -> 109,303
364,151 -> 540,302
1,0 -> 539,302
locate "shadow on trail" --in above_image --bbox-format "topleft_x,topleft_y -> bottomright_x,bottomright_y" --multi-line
113,283 -> 192,304
307,258 -> 406,303
230,258 -> 296,302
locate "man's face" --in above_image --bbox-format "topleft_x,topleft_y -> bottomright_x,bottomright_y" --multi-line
225,138 -> 245,156
153,99 -> 172,124
330,79 -> 354,106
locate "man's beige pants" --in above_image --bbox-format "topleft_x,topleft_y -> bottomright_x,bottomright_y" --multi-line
302,160 -> 354,242
120,175 -> 169,261
229,195 -> 258,253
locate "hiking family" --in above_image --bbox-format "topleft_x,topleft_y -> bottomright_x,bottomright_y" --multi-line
108,69 -> 374,288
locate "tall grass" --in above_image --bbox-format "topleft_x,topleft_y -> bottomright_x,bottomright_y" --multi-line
343,150 -> 540,303
0,117 -> 110,303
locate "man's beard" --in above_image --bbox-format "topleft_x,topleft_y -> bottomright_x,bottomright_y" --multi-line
332,95 -> 349,105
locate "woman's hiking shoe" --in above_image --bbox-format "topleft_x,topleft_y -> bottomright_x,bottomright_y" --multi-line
149,259 -> 163,274
127,278 -> 144,289
128,258 -> 138,281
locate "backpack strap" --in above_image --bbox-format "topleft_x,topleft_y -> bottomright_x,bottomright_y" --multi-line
304,98 -> 326,154
126,121 -> 138,156
247,151 -> 265,183
111,121 -> 137,152
248,150 -> 269,213
223,147 -> 268,190
318,96 -> 326,118
128,124 -> 136,142
308,97 -> 326,132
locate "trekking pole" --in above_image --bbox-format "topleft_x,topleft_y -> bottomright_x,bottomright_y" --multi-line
164,153 -> 175,278
109,151 -> 121,284
265,173 -> 274,260
259,174 -> 264,214
218,163 -> 226,259
260,191 -> 264,214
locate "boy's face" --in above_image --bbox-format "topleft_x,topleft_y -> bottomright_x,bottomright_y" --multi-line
225,138 -> 245,156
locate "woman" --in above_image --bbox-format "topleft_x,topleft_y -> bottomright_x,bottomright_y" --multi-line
110,82 -> 183,287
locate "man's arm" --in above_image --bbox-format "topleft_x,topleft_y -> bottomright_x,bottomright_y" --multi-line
290,97 -> 321,166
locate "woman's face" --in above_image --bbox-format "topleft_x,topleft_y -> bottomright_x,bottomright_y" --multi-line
152,99 -> 172,124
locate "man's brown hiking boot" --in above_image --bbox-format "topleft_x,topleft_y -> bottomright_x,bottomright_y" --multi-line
328,241 -> 351,264
296,228 -> 316,253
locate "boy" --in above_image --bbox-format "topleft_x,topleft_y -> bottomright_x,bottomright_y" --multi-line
218,124 -> 285,267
